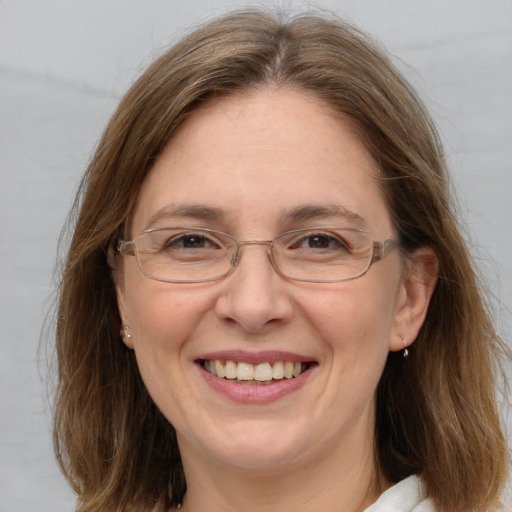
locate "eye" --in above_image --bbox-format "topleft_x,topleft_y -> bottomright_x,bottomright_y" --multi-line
306,234 -> 345,249
165,232 -> 220,250
290,232 -> 350,251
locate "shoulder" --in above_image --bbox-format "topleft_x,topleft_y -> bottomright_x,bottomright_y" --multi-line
363,475 -> 434,512
496,494 -> 512,512
365,476 -> 512,512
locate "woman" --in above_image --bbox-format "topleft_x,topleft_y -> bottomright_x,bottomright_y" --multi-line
53,9 -> 510,512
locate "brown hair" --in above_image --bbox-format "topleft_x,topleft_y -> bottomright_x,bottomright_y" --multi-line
53,9 -> 510,512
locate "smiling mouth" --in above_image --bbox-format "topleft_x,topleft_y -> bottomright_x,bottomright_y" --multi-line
200,360 -> 314,385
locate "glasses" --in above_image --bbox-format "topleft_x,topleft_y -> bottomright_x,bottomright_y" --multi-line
117,226 -> 400,284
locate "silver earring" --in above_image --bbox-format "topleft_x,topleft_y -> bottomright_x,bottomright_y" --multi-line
401,336 -> 409,359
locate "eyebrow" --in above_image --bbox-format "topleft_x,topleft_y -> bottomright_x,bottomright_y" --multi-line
280,204 -> 367,228
143,203 -> 367,230
144,204 -> 226,229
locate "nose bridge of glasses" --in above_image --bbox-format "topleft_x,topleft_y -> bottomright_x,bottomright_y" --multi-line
230,239 -> 274,267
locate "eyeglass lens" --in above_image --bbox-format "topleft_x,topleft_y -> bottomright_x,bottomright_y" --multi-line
131,227 -> 378,283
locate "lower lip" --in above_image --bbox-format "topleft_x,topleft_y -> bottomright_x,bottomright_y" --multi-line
199,364 -> 314,404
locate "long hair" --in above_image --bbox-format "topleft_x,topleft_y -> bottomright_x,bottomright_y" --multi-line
53,9 -> 509,511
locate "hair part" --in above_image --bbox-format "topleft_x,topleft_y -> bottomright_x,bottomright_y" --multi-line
53,9 -> 509,512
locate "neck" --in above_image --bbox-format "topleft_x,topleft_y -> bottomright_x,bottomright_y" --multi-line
175,432 -> 389,512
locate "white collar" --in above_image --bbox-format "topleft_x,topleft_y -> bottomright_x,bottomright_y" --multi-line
363,475 -> 434,512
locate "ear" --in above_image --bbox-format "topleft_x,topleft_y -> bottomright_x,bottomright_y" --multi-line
110,244 -> 134,350
389,247 -> 438,352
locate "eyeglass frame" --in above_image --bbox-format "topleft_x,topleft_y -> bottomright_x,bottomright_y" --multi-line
116,226 -> 400,284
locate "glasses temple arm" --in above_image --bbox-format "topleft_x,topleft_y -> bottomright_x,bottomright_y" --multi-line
117,240 -> 136,256
373,238 -> 400,261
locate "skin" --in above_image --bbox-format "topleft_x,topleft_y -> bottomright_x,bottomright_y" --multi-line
115,88 -> 436,512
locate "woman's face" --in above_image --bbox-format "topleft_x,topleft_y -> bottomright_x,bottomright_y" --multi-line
116,89 -> 416,474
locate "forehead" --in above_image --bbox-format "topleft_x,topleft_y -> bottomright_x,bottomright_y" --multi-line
131,88 -> 392,236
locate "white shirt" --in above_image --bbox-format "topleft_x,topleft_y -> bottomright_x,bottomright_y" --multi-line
363,475 -> 434,512
363,475 -> 512,512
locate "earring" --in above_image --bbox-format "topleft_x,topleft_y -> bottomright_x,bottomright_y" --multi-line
121,325 -> 132,341
401,336 -> 409,359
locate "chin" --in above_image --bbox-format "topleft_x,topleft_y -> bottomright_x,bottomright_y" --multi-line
178,418 -> 316,472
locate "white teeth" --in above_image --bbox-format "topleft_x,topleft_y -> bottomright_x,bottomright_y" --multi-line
214,360 -> 224,378
203,359 -> 308,382
254,363 -> 273,381
237,362 -> 254,380
272,361 -> 284,379
284,361 -> 294,379
224,360 -> 237,379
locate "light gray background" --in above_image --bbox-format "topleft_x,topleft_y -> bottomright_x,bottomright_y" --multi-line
1,1 -> 511,510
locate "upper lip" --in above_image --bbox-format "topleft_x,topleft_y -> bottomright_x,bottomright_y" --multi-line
196,350 -> 316,365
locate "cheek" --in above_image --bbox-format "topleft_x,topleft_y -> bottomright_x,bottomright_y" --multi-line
299,278 -> 399,360
122,284 -> 214,413
122,271 -> 214,360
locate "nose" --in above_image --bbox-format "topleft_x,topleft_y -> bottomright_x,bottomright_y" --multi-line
214,243 -> 293,333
